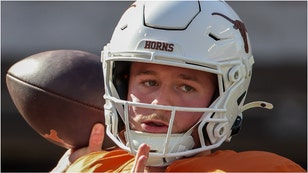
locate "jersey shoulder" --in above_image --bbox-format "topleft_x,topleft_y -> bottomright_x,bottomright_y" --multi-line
66,149 -> 134,172
167,150 -> 306,172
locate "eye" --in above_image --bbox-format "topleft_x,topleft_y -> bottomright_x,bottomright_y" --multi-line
143,80 -> 158,87
179,84 -> 195,92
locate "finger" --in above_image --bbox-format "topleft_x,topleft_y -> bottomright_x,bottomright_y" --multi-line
88,123 -> 105,153
135,143 -> 150,160
132,143 -> 150,173
134,155 -> 148,173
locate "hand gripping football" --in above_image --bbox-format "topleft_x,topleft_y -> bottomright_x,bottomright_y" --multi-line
6,50 -> 115,149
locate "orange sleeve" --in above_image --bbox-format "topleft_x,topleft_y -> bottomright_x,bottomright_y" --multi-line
66,149 -> 134,173
166,150 -> 306,172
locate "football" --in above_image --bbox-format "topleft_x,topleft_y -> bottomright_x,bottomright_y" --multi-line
6,50 -> 115,149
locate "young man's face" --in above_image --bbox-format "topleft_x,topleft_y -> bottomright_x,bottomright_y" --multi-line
127,62 -> 216,134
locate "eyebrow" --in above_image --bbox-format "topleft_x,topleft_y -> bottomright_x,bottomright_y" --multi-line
135,70 -> 156,76
178,73 -> 201,83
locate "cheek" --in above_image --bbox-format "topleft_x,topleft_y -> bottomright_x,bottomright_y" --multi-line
127,85 -> 152,103
179,95 -> 212,109
190,90 -> 215,108
174,112 -> 202,132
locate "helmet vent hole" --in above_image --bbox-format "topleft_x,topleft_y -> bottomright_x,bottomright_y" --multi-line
209,33 -> 220,41
120,24 -> 128,30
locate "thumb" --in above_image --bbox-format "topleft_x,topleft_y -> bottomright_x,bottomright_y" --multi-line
88,123 -> 105,153
68,123 -> 105,163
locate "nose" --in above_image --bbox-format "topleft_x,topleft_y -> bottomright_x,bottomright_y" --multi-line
151,85 -> 174,106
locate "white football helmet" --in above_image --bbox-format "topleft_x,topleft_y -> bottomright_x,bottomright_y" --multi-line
101,0 -> 273,166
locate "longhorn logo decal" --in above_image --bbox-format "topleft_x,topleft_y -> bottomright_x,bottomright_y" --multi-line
212,12 -> 249,53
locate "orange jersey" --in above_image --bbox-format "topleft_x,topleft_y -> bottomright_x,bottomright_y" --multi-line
66,149 -> 305,172
66,149 -> 134,172
167,150 -> 306,172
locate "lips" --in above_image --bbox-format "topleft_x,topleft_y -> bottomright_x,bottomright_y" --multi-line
141,120 -> 169,133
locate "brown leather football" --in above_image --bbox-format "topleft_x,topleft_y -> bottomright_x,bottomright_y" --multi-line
6,50 -> 115,149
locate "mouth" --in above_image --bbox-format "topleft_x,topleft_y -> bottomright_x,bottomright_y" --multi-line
141,120 -> 169,133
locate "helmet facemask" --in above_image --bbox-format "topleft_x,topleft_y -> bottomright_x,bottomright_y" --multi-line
102,49 -> 249,166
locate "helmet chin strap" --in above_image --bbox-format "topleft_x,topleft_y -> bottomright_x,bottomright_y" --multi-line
125,130 -> 195,167
242,101 -> 273,112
